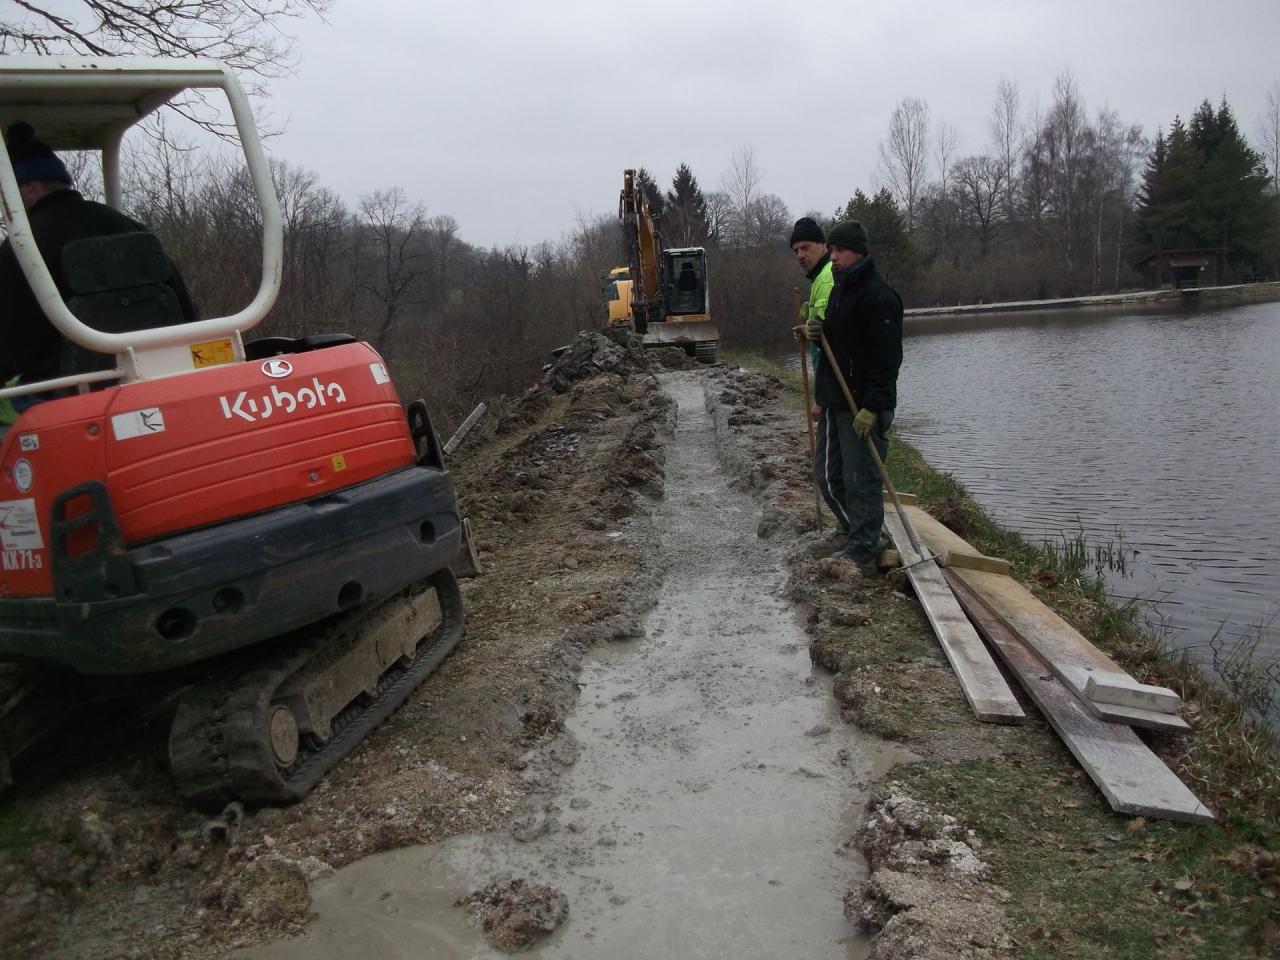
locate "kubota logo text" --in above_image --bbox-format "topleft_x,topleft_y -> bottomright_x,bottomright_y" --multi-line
219,377 -> 348,423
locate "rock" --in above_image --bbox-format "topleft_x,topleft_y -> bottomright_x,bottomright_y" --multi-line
817,556 -> 863,582
74,812 -> 115,860
458,877 -> 568,952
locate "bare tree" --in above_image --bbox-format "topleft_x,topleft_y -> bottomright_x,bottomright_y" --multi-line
720,146 -> 762,246
934,118 -> 960,193
1024,71 -> 1095,286
952,155 -> 1007,258
1258,81 -> 1280,275
1,1 -> 333,131
1,1 -> 331,78
878,97 -> 930,232
356,188 -> 427,350
745,193 -> 792,248
988,78 -> 1022,221
423,214 -> 461,312
932,118 -> 961,258
1091,108 -> 1145,292
703,189 -> 734,247
269,160 -> 351,332
1259,82 -> 1280,197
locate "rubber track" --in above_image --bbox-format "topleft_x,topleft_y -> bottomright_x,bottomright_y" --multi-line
169,570 -> 464,811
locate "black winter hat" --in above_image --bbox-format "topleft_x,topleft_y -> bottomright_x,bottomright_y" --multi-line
827,219 -> 869,254
5,122 -> 71,185
789,216 -> 825,247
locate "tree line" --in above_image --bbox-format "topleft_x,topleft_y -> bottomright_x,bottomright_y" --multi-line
49,68 -> 1280,428
8,0 -> 1280,426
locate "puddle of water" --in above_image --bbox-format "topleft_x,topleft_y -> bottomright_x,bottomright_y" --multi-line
241,374 -> 897,959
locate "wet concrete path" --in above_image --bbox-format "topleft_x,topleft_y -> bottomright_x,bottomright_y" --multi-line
244,373 -> 887,959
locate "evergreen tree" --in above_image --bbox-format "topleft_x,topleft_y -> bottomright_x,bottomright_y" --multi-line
1135,99 -> 1269,275
635,167 -> 666,219
835,188 -> 917,284
665,163 -> 711,246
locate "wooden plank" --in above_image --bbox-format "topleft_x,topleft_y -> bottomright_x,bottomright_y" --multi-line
943,550 -> 1012,576
443,402 -> 488,455
882,511 -> 1025,724
883,491 -> 919,506
901,504 -> 981,557
899,504 -> 1188,733
946,571 -> 1213,825
1085,675 -> 1182,715
951,567 -> 1190,734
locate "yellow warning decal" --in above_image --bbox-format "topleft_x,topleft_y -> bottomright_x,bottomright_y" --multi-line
331,454 -> 348,472
190,339 -> 235,368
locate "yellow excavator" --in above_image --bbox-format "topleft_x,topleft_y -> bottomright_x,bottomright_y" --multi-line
604,169 -> 718,363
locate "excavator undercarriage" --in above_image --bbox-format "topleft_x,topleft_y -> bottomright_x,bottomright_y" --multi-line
169,570 -> 464,810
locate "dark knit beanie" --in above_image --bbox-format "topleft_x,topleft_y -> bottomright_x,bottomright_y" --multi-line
789,216 -> 825,247
5,122 -> 72,184
827,219 -> 869,254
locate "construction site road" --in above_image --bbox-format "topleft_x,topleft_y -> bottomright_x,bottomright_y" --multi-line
239,371 -> 902,959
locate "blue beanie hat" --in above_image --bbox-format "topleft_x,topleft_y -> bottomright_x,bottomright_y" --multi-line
5,122 -> 72,184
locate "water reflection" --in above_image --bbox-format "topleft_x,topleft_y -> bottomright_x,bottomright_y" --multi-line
785,300 -> 1280,704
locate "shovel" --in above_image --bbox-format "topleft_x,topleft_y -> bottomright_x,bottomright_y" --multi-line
792,288 -> 823,531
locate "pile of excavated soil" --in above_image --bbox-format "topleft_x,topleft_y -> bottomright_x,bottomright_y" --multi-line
848,786 -> 1013,960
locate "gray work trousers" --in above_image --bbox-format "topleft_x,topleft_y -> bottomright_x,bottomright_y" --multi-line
814,406 -> 893,558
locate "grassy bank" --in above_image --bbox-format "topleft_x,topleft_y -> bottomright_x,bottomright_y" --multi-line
731,350 -> 1280,959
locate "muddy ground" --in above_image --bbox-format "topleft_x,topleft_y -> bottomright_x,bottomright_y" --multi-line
1,332 -> 1006,959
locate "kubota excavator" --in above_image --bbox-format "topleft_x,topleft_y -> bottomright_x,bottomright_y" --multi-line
0,57 -> 477,810
604,168 -> 718,363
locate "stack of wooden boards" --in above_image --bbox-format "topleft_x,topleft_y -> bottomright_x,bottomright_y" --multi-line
881,494 -> 1214,825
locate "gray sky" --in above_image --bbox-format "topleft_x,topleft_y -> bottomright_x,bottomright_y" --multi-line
267,0 -> 1280,249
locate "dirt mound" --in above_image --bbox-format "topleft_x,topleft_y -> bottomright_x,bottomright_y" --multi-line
846,784 -> 1013,960
457,876 -> 568,952
542,331 -> 653,394
645,345 -> 702,370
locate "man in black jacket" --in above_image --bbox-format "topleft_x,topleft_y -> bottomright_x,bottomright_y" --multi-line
803,219 -> 903,571
1,122 -> 196,406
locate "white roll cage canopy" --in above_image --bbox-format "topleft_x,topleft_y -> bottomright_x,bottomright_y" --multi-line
0,56 -> 283,397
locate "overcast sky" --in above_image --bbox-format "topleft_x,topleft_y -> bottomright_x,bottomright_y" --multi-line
265,0 -> 1280,249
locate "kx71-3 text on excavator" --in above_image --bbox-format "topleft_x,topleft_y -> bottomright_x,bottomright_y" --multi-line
0,57 -> 478,810
604,168 -> 718,363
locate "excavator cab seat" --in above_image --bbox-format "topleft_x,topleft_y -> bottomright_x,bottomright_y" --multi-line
245,333 -> 357,359
59,232 -> 187,377
667,259 -> 704,315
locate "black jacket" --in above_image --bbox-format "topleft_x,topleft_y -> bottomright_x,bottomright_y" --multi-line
814,255 -> 903,414
0,189 -> 196,384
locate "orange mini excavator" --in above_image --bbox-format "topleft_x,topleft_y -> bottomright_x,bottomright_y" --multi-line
0,57 -> 477,809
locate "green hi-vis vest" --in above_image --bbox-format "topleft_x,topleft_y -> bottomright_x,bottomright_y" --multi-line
803,260 -> 834,368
